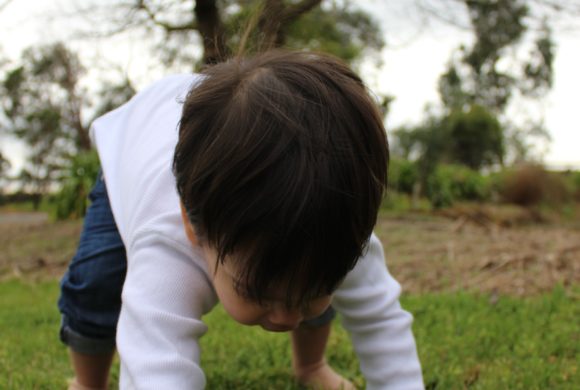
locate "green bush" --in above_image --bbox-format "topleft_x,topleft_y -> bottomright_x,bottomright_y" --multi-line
565,170 -> 580,201
446,105 -> 504,170
54,150 -> 100,220
381,191 -> 431,213
427,164 -> 491,208
388,158 -> 419,194
382,191 -> 411,211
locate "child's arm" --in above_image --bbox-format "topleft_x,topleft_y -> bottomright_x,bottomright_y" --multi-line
116,234 -> 216,389
332,234 -> 424,390
291,323 -> 355,389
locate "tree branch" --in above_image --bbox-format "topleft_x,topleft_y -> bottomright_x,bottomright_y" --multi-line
282,0 -> 322,23
194,0 -> 228,64
259,0 -> 322,49
136,0 -> 197,32
530,0 -> 580,13
413,0 -> 471,30
258,0 -> 285,48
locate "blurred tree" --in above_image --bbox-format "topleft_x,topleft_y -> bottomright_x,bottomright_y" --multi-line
55,150 -> 100,219
14,168 -> 44,208
87,0 -> 385,67
391,114 -> 448,190
390,125 -> 420,161
438,0 -> 554,113
1,1 -> 383,213
92,75 -> 136,119
0,151 -> 10,180
0,43 -> 135,208
391,104 -> 504,194
447,105 -> 504,170
436,0 -> 555,163
393,0 -> 560,178
1,44 -> 84,207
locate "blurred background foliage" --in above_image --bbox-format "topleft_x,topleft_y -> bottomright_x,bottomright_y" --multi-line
0,0 -> 578,220
54,150 -> 100,220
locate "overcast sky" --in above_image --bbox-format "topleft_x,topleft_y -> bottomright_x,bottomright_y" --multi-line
1,0 -> 578,172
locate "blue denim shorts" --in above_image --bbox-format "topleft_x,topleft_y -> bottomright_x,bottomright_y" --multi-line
58,171 -> 334,355
58,171 -> 127,355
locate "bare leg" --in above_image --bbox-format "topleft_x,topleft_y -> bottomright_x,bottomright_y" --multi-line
68,349 -> 115,390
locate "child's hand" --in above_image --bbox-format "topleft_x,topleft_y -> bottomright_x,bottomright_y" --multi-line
294,360 -> 355,390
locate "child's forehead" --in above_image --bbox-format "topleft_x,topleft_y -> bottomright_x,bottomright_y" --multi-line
220,258 -> 328,304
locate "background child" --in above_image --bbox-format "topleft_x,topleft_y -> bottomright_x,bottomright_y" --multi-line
58,50 -> 423,389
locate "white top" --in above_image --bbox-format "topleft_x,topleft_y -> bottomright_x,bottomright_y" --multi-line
91,74 -> 424,390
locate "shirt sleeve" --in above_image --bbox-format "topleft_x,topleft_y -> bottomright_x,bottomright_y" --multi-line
117,233 -> 217,389
332,234 -> 424,390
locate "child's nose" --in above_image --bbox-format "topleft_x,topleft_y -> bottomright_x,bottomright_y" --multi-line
267,307 -> 304,328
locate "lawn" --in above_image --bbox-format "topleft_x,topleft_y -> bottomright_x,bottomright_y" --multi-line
1,280 -> 578,389
1,210 -> 578,388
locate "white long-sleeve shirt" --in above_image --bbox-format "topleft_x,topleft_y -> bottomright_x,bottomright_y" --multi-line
91,74 -> 424,389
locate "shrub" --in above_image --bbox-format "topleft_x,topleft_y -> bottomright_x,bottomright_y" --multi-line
564,170 -> 580,201
497,164 -> 571,206
447,105 -> 504,170
381,190 -> 431,212
388,158 -> 419,194
382,191 -> 412,211
54,150 -> 100,219
427,164 -> 491,208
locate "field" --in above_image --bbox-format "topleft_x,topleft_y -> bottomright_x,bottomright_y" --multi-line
1,208 -> 579,389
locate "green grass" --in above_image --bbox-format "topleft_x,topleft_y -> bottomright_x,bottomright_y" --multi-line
406,289 -> 580,389
0,280 -> 73,389
0,280 -> 578,389
200,306 -> 361,389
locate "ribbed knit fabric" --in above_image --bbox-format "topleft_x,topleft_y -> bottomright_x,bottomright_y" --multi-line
91,75 -> 424,389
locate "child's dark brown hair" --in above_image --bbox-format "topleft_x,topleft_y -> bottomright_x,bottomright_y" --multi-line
173,50 -> 388,307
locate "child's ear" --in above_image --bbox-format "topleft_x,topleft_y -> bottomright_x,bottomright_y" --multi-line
180,202 -> 199,247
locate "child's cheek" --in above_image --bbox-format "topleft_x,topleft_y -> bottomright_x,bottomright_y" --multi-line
220,295 -> 266,326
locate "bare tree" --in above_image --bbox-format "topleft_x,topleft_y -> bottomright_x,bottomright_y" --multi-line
134,0 -> 325,64
68,0 -> 384,68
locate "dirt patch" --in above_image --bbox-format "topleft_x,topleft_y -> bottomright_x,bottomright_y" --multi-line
2,211 -> 579,296
0,213 -> 82,281
0,212 -> 49,225
376,213 -> 580,296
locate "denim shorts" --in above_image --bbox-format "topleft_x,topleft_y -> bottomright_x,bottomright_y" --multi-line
58,171 -> 127,355
58,171 -> 334,355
